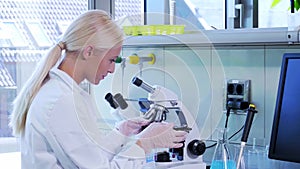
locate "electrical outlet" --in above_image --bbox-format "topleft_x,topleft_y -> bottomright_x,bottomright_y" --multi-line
224,79 -> 250,114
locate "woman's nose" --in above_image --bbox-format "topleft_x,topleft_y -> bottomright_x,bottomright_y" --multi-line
108,63 -> 115,73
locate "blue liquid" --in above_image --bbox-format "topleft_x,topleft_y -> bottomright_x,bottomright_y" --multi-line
211,160 -> 237,169
146,154 -> 154,163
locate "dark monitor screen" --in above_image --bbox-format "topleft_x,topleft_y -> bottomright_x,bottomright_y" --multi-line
269,53 -> 300,163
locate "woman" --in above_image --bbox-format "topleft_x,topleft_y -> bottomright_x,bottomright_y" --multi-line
9,10 -> 187,169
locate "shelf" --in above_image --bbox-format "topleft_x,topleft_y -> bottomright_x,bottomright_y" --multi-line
123,27 -> 300,47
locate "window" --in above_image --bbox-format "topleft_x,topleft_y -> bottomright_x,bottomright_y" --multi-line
189,0 -> 294,29
114,0 -> 144,26
114,0 -> 294,30
0,0 -> 88,154
187,0 -> 224,29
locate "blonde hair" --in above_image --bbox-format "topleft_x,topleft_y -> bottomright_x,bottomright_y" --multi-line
9,10 -> 123,136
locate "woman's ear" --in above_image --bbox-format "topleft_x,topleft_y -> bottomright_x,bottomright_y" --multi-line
82,45 -> 94,60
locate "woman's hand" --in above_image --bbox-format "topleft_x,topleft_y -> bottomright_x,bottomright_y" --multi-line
115,117 -> 150,136
135,122 -> 187,154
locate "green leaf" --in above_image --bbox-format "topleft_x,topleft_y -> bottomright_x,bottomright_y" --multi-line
271,0 -> 282,8
272,0 -> 300,11
295,0 -> 300,11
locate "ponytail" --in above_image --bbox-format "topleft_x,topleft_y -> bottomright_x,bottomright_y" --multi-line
9,43 -> 64,136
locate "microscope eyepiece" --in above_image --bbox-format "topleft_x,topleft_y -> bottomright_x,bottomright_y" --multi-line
132,77 -> 143,87
104,93 -> 119,109
114,93 -> 128,110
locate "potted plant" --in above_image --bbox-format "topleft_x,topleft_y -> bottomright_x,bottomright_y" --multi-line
271,0 -> 300,30
271,0 -> 300,12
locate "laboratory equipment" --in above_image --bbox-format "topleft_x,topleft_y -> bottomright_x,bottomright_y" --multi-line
115,53 -> 156,65
104,92 -> 133,120
115,53 -> 156,79
247,138 -> 259,169
247,138 -> 271,169
211,128 -> 236,169
113,93 -> 129,110
129,53 -> 155,77
225,101 -> 249,129
236,104 -> 257,169
224,79 -> 250,114
269,53 -> 300,163
105,93 -> 119,109
114,53 -> 155,92
131,77 -> 206,169
105,92 -> 129,110
128,53 -> 156,65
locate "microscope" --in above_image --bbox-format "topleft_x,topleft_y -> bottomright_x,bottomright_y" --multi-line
131,77 -> 206,169
105,77 -> 207,168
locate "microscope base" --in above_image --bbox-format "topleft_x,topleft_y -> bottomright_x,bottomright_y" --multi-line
143,161 -> 206,169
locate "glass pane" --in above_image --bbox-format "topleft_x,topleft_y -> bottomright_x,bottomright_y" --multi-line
259,0 -> 290,28
116,0 -> 300,30
0,0 -> 88,140
115,0 -> 143,25
187,0 -> 295,29
188,0 -> 224,29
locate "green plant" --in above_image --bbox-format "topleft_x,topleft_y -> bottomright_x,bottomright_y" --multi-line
271,0 -> 300,11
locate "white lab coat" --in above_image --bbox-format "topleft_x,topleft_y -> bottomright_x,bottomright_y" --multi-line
21,68 -> 146,169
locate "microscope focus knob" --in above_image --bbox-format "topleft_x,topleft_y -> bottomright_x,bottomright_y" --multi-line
187,139 -> 206,156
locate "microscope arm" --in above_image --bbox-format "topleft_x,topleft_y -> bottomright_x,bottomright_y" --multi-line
173,108 -> 192,132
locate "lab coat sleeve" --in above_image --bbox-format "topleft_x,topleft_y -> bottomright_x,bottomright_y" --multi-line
98,129 -> 146,160
47,93 -> 146,169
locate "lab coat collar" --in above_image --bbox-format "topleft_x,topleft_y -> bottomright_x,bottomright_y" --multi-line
49,68 -> 88,95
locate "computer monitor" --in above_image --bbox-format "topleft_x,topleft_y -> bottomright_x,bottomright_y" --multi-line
269,53 -> 300,163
